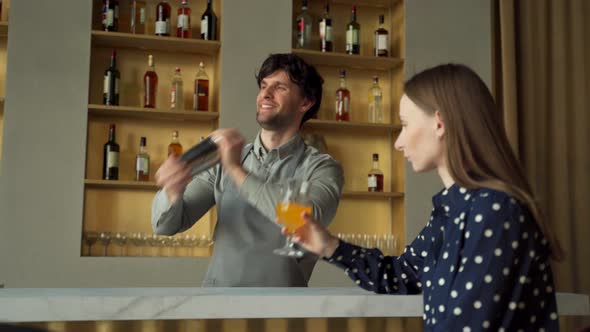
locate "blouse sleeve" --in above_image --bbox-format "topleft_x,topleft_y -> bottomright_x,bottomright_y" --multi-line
326,216 -> 438,294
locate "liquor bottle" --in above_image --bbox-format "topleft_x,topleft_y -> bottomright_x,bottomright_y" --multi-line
374,15 -> 389,57
194,62 -> 209,111
130,0 -> 146,34
101,0 -> 119,32
168,131 -> 183,156
295,0 -> 312,49
319,2 -> 333,52
155,0 -> 171,36
170,67 -> 184,110
177,0 -> 191,38
201,0 -> 218,40
144,55 -> 158,108
368,76 -> 383,123
102,124 -> 120,180
335,69 -> 350,121
103,50 -> 120,106
346,6 -> 360,55
368,153 -> 384,192
135,137 -> 150,181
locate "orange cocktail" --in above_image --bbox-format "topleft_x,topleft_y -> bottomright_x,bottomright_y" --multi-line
276,201 -> 312,234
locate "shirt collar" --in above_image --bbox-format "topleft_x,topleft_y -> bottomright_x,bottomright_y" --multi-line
253,132 -> 304,161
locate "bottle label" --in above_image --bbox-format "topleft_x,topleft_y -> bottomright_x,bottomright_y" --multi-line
378,35 -> 389,51
107,151 -> 119,168
155,21 -> 167,34
201,17 -> 209,39
103,74 -> 109,94
368,175 -> 377,189
178,14 -> 189,30
170,86 -> 177,108
136,156 -> 149,173
346,27 -> 359,50
114,5 -> 119,19
335,95 -> 350,115
106,9 -> 115,26
326,26 -> 332,42
140,8 -> 146,24
155,19 -> 170,34
346,29 -> 352,50
103,73 -> 118,95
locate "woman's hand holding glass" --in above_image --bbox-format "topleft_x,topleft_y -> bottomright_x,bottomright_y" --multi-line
280,211 -> 340,259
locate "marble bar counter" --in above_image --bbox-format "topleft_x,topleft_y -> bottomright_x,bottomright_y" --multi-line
0,288 -> 588,323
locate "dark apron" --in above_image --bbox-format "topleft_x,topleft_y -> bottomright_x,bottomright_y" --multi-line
202,143 -> 317,287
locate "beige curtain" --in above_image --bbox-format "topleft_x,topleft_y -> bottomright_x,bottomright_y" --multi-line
495,0 -> 590,330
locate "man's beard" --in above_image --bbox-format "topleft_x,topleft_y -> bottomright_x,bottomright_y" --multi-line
256,110 -> 295,130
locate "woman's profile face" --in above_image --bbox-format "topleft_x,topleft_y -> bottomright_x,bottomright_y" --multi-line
394,94 -> 445,173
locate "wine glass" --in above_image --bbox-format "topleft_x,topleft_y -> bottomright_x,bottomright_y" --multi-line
128,232 -> 145,256
84,231 -> 99,256
99,232 -> 112,256
147,234 -> 162,256
273,180 -> 311,258
112,232 -> 128,256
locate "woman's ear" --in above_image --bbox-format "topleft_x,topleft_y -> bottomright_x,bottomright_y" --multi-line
434,110 -> 445,139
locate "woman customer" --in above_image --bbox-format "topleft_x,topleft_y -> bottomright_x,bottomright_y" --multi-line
286,64 -> 564,331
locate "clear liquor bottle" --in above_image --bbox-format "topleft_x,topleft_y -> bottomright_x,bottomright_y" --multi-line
368,76 -> 383,123
295,0 -> 312,49
170,67 -> 184,110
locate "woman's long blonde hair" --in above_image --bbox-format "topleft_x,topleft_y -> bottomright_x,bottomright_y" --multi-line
404,64 -> 564,261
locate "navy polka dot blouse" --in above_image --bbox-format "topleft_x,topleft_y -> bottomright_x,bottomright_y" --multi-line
326,184 -> 559,331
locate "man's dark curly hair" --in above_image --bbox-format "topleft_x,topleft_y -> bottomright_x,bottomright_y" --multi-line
256,53 -> 324,127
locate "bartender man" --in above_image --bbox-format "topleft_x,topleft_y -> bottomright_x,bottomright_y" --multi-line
151,53 -> 344,287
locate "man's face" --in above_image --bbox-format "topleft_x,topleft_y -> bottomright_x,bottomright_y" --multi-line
256,70 -> 311,130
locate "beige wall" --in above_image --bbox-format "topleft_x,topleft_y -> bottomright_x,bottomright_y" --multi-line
403,0 -> 493,242
0,0 -> 492,288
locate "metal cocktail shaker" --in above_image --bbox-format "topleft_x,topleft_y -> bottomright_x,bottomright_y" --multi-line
180,137 -> 220,176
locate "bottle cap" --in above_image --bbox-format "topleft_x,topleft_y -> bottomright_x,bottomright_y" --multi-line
140,137 -> 146,146
373,153 -> 379,161
379,15 -> 384,24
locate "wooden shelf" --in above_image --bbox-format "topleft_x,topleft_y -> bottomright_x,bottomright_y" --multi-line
85,179 -> 159,190
84,180 -> 404,200
331,0 -> 393,8
304,119 -> 400,133
292,49 -> 403,71
342,191 -> 404,199
88,105 -> 219,122
0,21 -> 7,37
91,30 -> 220,55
